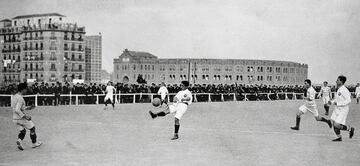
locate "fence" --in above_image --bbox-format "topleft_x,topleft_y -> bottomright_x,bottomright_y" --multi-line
0,92 -> 356,107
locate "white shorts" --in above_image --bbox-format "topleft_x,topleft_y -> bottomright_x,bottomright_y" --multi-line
13,119 -> 35,131
299,105 -> 319,117
322,96 -> 330,105
331,108 -> 349,125
356,93 -> 360,98
169,103 -> 188,120
104,95 -> 113,102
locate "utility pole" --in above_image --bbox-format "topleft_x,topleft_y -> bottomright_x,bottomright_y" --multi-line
188,60 -> 191,82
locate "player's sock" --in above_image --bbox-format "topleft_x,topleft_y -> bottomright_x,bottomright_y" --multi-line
112,102 -> 115,109
324,105 -> 329,115
30,127 -> 37,144
319,117 -> 332,128
174,124 -> 180,134
18,129 -> 26,140
340,124 -> 350,131
333,127 -> 341,137
295,116 -> 300,128
156,111 -> 166,117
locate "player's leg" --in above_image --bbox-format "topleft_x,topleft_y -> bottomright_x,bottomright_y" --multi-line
29,126 -> 42,148
111,97 -> 115,109
171,104 -> 187,140
171,118 -> 180,140
16,126 -> 26,151
291,105 -> 306,130
332,122 -> 342,141
315,116 -> 332,128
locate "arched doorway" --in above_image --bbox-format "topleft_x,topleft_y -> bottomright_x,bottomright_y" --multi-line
123,76 -> 129,83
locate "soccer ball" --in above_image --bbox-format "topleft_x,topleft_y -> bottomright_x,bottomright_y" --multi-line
152,98 -> 161,107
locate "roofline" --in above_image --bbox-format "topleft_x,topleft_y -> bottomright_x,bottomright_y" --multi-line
12,13 -> 66,19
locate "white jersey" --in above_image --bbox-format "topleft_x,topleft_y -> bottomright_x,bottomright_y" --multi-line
319,86 -> 331,98
11,93 -> 26,120
355,87 -> 360,96
305,86 -> 317,107
105,86 -> 115,96
157,86 -> 168,100
175,89 -> 192,105
330,85 -> 351,125
332,85 -> 351,107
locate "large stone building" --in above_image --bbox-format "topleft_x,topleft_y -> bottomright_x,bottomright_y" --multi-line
113,49 -> 308,85
0,13 -> 86,85
85,34 -> 102,83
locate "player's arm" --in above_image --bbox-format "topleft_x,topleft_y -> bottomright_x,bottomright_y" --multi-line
317,89 -> 322,98
16,102 -> 31,120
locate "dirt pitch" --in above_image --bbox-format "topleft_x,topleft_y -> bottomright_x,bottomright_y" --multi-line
0,100 -> 359,166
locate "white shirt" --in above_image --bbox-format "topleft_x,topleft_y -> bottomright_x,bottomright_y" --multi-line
305,86 -> 316,107
331,85 -> 351,107
105,86 -> 116,96
355,86 -> 360,95
318,86 -> 331,98
157,86 -> 168,100
12,93 -> 26,120
175,89 -> 193,105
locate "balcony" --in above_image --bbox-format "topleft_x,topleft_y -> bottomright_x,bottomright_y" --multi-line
4,39 -> 21,43
50,47 -> 57,50
23,68 -> 43,71
70,58 -> 84,61
1,48 -> 21,53
50,36 -> 57,40
0,24 -> 85,35
50,68 -> 57,71
49,57 -> 57,61
71,69 -> 84,72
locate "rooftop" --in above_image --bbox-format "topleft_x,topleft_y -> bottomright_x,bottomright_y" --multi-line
0,19 -> 11,22
122,49 -> 157,59
13,13 -> 65,19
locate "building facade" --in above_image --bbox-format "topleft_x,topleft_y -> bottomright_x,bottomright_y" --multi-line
113,49 -> 308,85
0,13 -> 86,85
85,34 -> 102,83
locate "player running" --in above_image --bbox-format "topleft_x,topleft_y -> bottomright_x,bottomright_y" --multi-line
327,75 -> 355,141
149,81 -> 192,140
290,79 -> 332,130
355,83 -> 360,104
12,83 -> 42,150
104,81 -> 116,110
317,81 -> 331,115
157,82 -> 169,106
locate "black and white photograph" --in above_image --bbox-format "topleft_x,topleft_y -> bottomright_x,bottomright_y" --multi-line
0,0 -> 359,165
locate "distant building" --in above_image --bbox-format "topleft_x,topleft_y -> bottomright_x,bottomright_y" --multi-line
0,13 -> 86,85
113,49 -> 308,85
85,34 -> 102,83
101,69 -> 110,83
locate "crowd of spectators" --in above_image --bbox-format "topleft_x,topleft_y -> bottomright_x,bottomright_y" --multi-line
0,82 -> 311,95
0,81 -> 357,106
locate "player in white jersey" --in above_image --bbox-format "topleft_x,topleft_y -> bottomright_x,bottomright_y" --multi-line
149,81 -> 192,140
104,81 -> 116,110
157,82 -> 169,106
291,79 -> 332,130
317,81 -> 331,115
355,83 -> 360,104
326,75 -> 355,141
12,83 -> 42,150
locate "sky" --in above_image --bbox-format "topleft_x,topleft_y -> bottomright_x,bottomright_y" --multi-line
1,0 -> 359,84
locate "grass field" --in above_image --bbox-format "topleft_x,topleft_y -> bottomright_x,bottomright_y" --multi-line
0,100 -> 359,166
